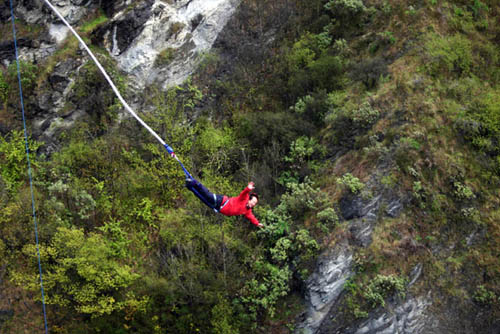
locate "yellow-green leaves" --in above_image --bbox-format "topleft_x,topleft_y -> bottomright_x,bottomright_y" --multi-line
0,130 -> 40,193
13,227 -> 141,317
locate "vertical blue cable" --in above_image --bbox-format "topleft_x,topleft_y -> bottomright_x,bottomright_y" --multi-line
9,1 -> 49,333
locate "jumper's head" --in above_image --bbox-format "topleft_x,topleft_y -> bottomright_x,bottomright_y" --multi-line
247,193 -> 259,209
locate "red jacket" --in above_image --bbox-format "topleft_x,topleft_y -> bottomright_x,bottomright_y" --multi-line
219,185 -> 260,226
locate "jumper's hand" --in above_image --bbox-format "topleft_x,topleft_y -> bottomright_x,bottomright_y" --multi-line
248,182 -> 255,190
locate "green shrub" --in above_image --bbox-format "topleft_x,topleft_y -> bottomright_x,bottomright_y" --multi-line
325,0 -> 366,18
452,181 -> 476,200
291,90 -> 332,125
0,130 -> 41,193
79,12 -> 108,34
0,70 -> 8,107
12,227 -> 143,316
424,33 -> 473,78
317,207 -> 339,226
348,102 -> 380,128
281,136 -> 325,182
7,60 -> 37,96
337,173 -> 365,193
196,123 -> 237,172
473,285 -> 498,306
238,261 -> 291,320
155,47 -> 176,67
350,57 -> 389,89
364,274 -> 407,307
448,5 -> 473,33
278,179 -> 329,218
211,296 -> 238,334
168,22 -> 185,39
235,111 -> 314,150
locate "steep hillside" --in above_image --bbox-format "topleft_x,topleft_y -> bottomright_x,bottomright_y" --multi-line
0,0 -> 499,333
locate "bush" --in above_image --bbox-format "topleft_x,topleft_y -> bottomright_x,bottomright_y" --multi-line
337,173 -> 365,193
238,261 -> 291,320
0,71 -> 8,107
364,274 -> 407,307
0,130 -> 41,193
11,227 -> 143,316
348,101 -> 380,128
424,33 -> 473,78
452,181 -> 476,200
317,207 -> 339,226
350,57 -> 389,89
235,111 -> 314,150
325,0 -> 366,19
473,285 -> 499,306
7,60 -> 37,96
155,47 -> 176,67
281,135 -> 326,182
278,179 -> 329,219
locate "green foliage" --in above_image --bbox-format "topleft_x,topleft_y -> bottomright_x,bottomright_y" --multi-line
235,111 -> 314,151
347,102 -> 380,128
325,0 -> 366,18
211,296 -> 238,334
73,57 -> 125,132
0,70 -> 8,107
79,12 -> 108,34
286,33 -> 346,98
449,4 -> 476,33
98,219 -> 131,258
317,207 -> 339,228
280,136 -> 326,183
238,228 -> 319,323
155,47 -> 176,67
47,179 -> 97,222
277,179 -> 329,220
12,227 -> 143,316
344,274 -> 407,318
378,31 -> 396,45
0,238 -> 6,267
197,122 -> 237,172
325,98 -> 380,145
399,137 -> 421,151
364,275 -> 407,308
473,285 -> 499,306
452,181 -> 475,200
337,173 -> 365,194
0,130 -> 40,193
238,262 -> 291,321
270,229 -> 319,266
168,22 -> 185,38
454,86 -> 500,172
7,60 -> 37,95
424,33 -> 473,78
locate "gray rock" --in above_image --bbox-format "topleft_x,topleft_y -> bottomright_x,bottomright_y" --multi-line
296,247 -> 353,334
91,0 -> 242,88
353,297 -> 431,334
385,199 -> 403,217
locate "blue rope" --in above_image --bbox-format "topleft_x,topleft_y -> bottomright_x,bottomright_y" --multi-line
164,144 -> 192,179
9,2 -> 49,333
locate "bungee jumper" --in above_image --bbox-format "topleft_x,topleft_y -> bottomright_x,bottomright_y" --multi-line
33,0 -> 263,228
185,178 -> 262,227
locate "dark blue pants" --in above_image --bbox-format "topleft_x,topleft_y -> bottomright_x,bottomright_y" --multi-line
186,178 -> 224,210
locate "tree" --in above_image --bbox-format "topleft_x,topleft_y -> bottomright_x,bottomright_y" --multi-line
12,226 -> 145,317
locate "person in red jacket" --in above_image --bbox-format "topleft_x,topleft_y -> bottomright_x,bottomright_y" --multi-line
186,178 -> 262,227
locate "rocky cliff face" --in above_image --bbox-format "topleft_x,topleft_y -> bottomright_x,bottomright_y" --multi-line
294,178 -> 427,334
2,1 -> 499,333
92,0 -> 242,89
1,0 -> 240,153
